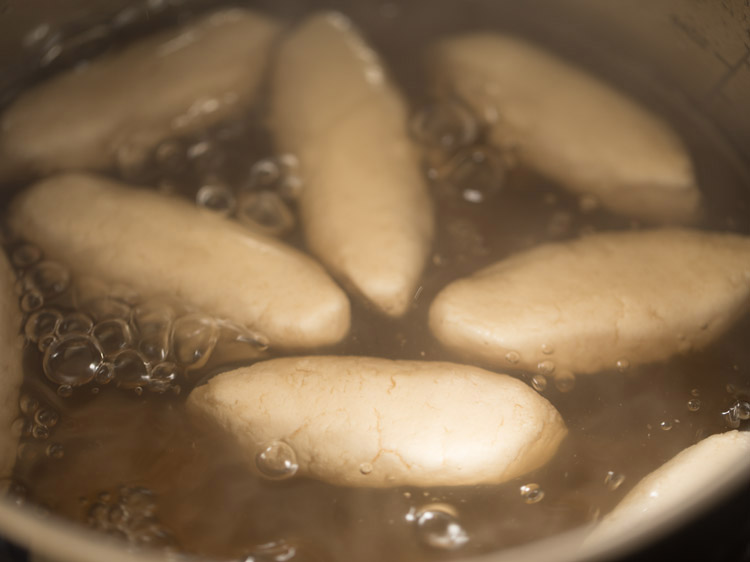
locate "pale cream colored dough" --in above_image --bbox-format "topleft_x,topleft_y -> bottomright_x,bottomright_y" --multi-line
8,173 -> 350,349
431,34 -> 701,223
271,12 -> 434,317
430,228 -> 750,375
0,8 -> 280,180
586,430 -> 750,546
0,251 -> 24,479
187,356 -> 567,487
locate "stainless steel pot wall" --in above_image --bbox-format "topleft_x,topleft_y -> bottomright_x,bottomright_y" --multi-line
0,1 -> 748,561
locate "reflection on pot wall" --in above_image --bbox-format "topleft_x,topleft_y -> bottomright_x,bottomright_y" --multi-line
1,0 -> 748,152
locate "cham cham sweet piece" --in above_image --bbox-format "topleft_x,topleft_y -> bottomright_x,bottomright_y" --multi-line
187,356 -> 567,487
585,430 -> 750,546
271,12 -> 434,317
0,252 -> 23,479
0,8 -> 279,181
8,173 -> 350,349
430,228 -> 750,376
430,34 -> 701,224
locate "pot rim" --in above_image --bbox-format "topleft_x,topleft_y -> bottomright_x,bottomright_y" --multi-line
0,445 -> 748,562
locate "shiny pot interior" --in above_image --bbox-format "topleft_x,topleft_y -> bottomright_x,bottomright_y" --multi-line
0,1 -> 749,561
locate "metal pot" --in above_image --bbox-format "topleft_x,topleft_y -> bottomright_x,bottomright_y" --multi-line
0,1 -> 748,561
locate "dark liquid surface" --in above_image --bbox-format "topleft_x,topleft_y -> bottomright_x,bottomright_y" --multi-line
3,1 -> 750,561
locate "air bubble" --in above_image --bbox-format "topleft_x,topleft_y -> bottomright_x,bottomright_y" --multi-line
245,158 -> 280,191
504,351 -> 520,364
187,139 -> 223,173
276,154 -> 303,201
604,471 -> 626,491
537,360 -> 555,375
414,504 -> 469,550
659,421 -> 673,431
32,424 -> 50,440
154,139 -> 185,172
46,443 -> 64,460
112,349 -> 150,390
359,463 -> 373,475
57,312 -> 94,336
57,385 -> 73,398
92,319 -> 133,357
10,418 -> 29,439
441,146 -> 506,203
541,344 -> 554,355
95,362 -> 115,385
616,358 -> 630,373
20,290 -> 44,312
133,301 -> 174,362
43,334 -> 103,387
520,483 -> 544,504
171,313 -> 219,369
531,375 -> 547,392
11,244 -> 43,269
2,480 -> 28,506
34,408 -> 59,428
196,181 -> 236,216
554,371 -> 576,393
149,362 -> 179,393
410,100 -> 478,152
237,191 -> 295,237
244,156 -> 303,202
19,394 -> 39,415
26,308 -> 62,342
85,486 -> 169,546
687,398 -> 701,412
723,406 -> 741,429
255,441 -> 299,480
723,401 -> 750,428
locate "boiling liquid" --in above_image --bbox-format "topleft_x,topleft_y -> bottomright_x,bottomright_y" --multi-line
3,1 -> 750,561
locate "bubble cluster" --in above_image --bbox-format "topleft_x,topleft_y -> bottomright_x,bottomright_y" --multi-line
85,487 -> 172,547
255,441 -> 299,480
412,98 -> 509,203
130,124 -> 302,238
407,503 -> 469,550
14,393 -> 64,461
12,244 -> 268,397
